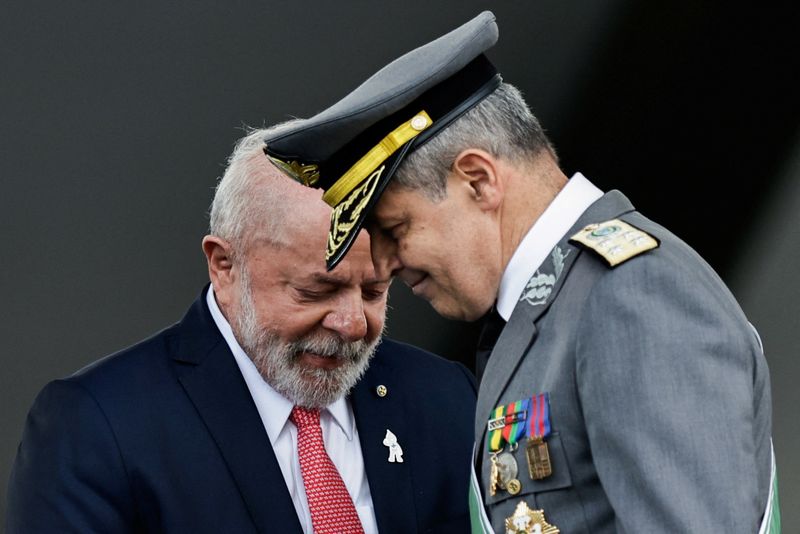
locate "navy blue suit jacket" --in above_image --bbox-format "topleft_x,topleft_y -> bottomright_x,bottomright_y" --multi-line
7,290 -> 477,533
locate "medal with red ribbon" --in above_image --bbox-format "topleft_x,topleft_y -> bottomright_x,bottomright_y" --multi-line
486,392 -> 555,493
525,392 -> 553,480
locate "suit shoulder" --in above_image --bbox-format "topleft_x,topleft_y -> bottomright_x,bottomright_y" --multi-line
375,338 -> 476,389
66,322 -> 180,396
575,214 -> 754,348
377,337 -> 463,369
571,212 -> 729,292
587,213 -> 731,290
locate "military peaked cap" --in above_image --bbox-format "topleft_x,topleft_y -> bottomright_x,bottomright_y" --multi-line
264,11 -> 501,270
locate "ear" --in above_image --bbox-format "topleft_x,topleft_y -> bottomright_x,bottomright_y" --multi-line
202,235 -> 236,291
451,149 -> 503,210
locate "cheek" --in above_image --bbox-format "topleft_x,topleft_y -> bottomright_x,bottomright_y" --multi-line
364,302 -> 387,337
440,233 -> 492,297
215,280 -> 244,320
400,227 -> 449,264
260,304 -> 326,340
440,230 -> 478,274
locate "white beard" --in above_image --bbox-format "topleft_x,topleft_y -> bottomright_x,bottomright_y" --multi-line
232,266 -> 380,408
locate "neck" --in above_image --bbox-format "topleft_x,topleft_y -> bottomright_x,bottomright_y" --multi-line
498,155 -> 568,272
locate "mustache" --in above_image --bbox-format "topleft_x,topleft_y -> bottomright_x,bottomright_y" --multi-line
286,334 -> 371,361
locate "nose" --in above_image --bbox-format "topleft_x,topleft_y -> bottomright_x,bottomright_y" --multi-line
322,293 -> 368,342
370,232 -> 403,280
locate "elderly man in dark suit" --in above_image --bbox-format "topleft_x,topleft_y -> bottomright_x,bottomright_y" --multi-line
261,11 -> 779,534
6,127 -> 477,533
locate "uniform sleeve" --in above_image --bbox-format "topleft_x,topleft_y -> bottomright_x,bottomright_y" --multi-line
575,256 -> 763,533
6,379 -> 138,533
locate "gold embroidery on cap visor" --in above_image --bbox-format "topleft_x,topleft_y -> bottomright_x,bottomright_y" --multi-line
322,111 -> 434,265
321,111 -> 432,207
326,165 -> 384,261
266,156 -> 320,187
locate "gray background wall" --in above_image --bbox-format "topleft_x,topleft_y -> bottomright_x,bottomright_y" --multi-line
2,0 -> 798,525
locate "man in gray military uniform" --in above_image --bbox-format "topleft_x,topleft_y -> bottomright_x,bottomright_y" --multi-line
262,11 -> 780,533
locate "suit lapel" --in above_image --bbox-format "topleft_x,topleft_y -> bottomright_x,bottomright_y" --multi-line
474,243 -> 580,441
351,356 -> 418,533
474,190 -> 637,442
174,293 -> 303,533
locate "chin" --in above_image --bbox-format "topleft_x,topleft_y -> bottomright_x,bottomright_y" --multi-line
282,364 -> 356,409
427,279 -> 496,321
431,297 -> 486,322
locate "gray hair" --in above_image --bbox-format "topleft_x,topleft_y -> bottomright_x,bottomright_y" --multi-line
394,83 -> 556,200
208,123 -> 301,256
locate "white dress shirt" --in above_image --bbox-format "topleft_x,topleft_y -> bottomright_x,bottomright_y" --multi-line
496,173 -> 604,320
206,287 -> 379,533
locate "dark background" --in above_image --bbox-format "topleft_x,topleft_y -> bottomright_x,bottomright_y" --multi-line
2,0 -> 798,525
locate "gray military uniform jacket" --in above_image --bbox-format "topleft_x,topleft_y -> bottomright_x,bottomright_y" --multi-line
476,191 -> 772,532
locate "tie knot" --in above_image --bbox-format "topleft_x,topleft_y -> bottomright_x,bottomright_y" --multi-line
290,406 -> 321,429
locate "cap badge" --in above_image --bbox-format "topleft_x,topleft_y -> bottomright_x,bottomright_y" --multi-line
266,156 -> 320,187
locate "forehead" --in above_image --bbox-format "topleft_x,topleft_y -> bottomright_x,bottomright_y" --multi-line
319,240 -> 379,283
263,230 -> 382,285
372,184 -> 427,221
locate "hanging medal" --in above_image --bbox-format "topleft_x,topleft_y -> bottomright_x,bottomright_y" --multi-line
486,399 -> 529,495
487,404 -> 506,496
525,392 -> 553,480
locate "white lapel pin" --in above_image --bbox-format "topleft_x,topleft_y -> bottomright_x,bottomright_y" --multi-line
382,429 -> 404,463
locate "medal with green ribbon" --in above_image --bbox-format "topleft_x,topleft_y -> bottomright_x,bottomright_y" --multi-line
487,398 -> 530,452
486,398 -> 530,495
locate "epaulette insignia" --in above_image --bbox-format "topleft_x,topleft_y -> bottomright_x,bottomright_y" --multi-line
569,219 -> 659,267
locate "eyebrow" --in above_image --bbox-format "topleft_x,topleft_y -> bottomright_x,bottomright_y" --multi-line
308,273 -> 344,286
366,211 -> 403,228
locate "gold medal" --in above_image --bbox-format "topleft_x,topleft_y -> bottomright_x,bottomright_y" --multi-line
490,452 -> 501,496
505,501 -> 559,534
506,478 -> 522,495
525,436 -> 552,480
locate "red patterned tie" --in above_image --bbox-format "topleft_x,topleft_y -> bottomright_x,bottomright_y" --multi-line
290,406 -> 365,534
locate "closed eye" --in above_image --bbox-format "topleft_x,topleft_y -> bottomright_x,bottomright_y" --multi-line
362,279 -> 391,301
294,286 -> 336,302
384,223 -> 405,239
362,288 -> 387,301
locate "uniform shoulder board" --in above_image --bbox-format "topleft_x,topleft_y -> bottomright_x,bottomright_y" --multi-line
569,218 -> 659,267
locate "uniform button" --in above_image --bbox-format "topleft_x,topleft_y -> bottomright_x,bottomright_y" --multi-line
410,115 -> 428,131
376,385 -> 388,397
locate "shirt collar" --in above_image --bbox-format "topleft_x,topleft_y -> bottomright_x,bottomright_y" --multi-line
496,173 -> 603,320
205,286 -> 355,441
